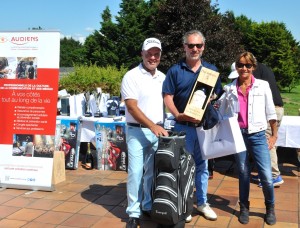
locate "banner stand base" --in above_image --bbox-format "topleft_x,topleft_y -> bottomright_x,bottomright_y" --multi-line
52,151 -> 66,185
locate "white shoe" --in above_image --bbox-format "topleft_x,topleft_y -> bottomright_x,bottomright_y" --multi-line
197,203 -> 217,221
185,214 -> 192,223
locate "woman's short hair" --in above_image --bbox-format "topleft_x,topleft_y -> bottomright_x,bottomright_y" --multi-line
235,52 -> 257,69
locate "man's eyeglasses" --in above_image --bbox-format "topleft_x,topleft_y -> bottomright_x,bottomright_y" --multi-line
185,43 -> 204,49
236,62 -> 253,69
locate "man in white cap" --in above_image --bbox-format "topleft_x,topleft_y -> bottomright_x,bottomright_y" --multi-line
121,38 -> 169,228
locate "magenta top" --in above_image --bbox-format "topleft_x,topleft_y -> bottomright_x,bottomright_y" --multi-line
237,75 -> 255,129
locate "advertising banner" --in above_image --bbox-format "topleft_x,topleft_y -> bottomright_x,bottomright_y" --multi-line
94,121 -> 127,171
0,31 -> 60,191
55,116 -> 82,170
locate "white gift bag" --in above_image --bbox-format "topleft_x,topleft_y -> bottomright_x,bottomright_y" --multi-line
196,117 -> 246,160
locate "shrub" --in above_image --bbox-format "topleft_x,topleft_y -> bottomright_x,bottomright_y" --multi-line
59,64 -> 127,96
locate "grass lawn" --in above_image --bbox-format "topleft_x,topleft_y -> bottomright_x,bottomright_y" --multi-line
281,84 -> 300,116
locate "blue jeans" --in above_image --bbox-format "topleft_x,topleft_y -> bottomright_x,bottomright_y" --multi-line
234,130 -> 275,205
174,123 -> 208,206
126,126 -> 158,218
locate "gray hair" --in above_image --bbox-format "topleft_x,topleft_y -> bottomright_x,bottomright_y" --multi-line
182,30 -> 206,44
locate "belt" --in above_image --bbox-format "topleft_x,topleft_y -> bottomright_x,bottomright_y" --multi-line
127,122 -> 164,128
240,128 -> 249,134
127,123 -> 146,128
176,121 -> 201,127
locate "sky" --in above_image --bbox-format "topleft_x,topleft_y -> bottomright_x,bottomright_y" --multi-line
0,0 -> 299,43
0,0 -> 120,43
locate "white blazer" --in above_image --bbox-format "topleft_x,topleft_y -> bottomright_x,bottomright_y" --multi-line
218,77 -> 277,134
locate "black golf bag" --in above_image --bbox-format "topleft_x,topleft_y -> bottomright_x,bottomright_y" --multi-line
151,131 -> 195,227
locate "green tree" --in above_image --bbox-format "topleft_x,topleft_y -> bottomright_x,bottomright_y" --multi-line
84,0 -> 157,69
235,17 -> 300,91
151,0 -> 244,74
84,7 -> 119,67
234,15 -> 254,48
60,37 -> 85,67
114,0 -> 153,68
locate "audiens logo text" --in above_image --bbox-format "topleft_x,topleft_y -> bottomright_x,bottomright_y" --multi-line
11,36 -> 39,45
0,36 -> 39,45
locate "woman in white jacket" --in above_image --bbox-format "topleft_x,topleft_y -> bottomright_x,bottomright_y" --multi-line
218,52 -> 278,225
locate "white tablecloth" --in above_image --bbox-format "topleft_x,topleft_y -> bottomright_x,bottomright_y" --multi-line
276,116 -> 300,148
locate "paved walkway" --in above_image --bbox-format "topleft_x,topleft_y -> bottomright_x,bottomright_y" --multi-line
0,157 -> 299,227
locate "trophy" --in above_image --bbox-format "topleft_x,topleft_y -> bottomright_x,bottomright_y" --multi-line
93,88 -> 103,117
84,92 -> 92,117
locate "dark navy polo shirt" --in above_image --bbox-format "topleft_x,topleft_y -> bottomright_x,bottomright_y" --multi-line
162,59 -> 222,113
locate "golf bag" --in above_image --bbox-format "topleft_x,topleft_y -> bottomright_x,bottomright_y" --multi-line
151,131 -> 195,226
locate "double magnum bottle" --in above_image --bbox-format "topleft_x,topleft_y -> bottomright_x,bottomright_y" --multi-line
191,87 -> 207,109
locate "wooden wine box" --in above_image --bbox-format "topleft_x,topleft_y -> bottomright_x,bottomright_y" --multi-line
184,67 -> 219,121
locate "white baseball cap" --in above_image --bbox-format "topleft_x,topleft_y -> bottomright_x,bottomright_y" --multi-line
142,38 -> 162,51
230,62 -> 236,71
228,62 -> 239,79
228,71 -> 239,79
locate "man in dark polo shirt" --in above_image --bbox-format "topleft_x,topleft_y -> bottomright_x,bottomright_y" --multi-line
163,30 -> 223,222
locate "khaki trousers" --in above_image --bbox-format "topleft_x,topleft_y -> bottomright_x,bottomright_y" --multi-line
265,106 -> 284,177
